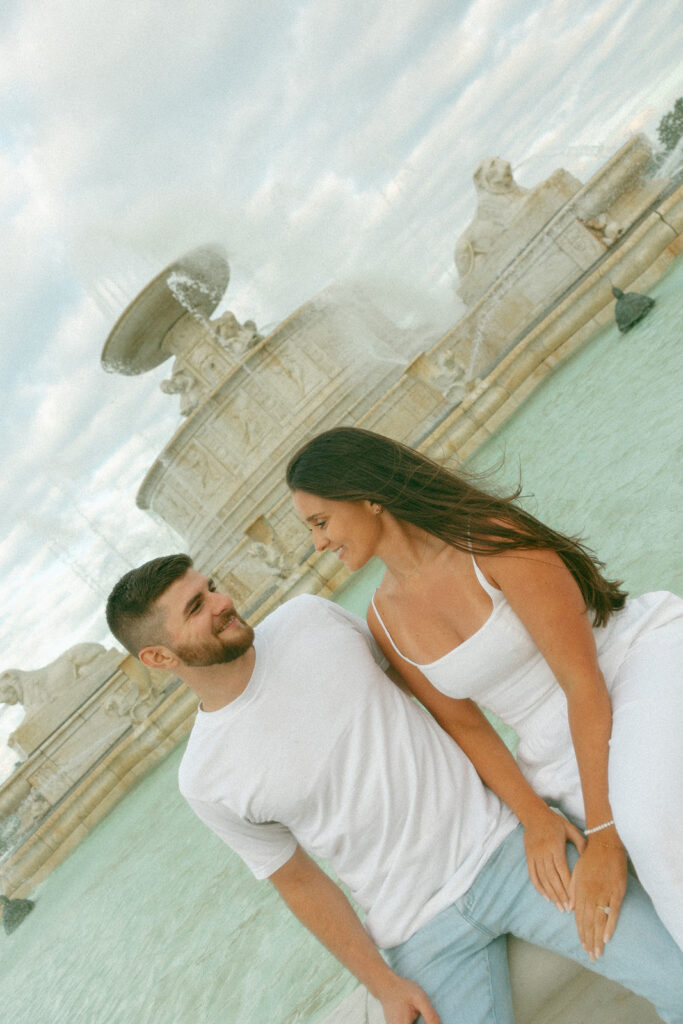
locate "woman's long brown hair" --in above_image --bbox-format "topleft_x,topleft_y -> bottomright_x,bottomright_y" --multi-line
286,426 -> 626,626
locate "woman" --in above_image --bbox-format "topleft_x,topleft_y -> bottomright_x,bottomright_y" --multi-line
286,426 -> 683,957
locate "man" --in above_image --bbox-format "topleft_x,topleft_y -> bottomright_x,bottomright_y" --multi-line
106,555 -> 683,1024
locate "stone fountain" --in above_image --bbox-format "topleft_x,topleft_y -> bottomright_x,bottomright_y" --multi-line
95,136 -> 681,626
101,243 -> 429,610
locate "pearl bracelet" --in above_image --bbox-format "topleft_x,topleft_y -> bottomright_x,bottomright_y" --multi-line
584,819 -> 615,836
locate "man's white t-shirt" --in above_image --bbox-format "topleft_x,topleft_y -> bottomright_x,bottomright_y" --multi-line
179,595 -> 516,949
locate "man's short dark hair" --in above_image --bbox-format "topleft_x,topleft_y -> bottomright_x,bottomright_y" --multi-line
106,554 -> 193,656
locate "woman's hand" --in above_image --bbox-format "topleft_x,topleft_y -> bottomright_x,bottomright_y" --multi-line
569,839 -> 627,960
523,808 -> 586,910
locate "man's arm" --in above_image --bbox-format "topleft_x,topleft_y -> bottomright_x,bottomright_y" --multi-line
269,846 -> 441,1024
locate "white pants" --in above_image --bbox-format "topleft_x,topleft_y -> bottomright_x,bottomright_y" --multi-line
607,620 -> 683,949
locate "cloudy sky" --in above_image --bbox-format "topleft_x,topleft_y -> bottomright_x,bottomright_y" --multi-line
0,0 -> 681,770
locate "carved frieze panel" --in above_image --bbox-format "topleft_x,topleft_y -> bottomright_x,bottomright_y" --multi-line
257,348 -> 332,411
207,389 -> 278,470
186,337 -> 237,390
553,219 -> 605,267
165,441 -> 231,512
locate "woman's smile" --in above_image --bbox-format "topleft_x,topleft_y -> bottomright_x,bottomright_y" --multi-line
290,490 -> 382,571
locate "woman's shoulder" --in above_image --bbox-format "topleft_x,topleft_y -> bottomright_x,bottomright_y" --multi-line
475,546 -> 567,586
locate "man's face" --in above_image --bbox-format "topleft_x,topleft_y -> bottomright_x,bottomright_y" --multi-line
155,569 -> 254,667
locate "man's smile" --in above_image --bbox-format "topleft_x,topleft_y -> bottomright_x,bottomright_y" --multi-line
216,612 -> 239,634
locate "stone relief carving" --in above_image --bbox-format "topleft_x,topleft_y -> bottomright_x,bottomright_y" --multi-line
247,540 -> 294,580
219,389 -> 273,455
189,338 -> 233,390
103,664 -> 171,725
159,310 -> 262,417
160,365 -> 204,417
552,218 -> 606,269
173,444 -> 223,505
289,359 -> 324,401
153,487 -> 192,532
212,311 -> 263,356
433,349 -> 468,400
243,515 -> 296,581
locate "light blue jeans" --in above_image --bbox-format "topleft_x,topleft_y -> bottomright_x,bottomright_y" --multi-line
385,825 -> 683,1023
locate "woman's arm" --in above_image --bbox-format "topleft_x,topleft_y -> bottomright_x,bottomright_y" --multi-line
477,547 -> 627,959
369,607 -> 586,913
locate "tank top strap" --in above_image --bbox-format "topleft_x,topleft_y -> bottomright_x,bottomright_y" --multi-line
470,553 -> 504,604
369,594 -> 422,667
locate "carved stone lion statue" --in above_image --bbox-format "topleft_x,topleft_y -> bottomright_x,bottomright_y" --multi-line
0,643 -> 119,760
0,644 -> 110,712
454,157 -> 582,307
454,158 -> 529,283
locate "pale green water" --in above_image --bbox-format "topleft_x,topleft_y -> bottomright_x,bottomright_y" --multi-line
1,261 -> 681,1023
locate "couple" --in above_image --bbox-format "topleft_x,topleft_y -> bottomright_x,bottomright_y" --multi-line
106,426 -> 683,1024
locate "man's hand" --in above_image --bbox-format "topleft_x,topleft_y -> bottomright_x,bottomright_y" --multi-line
523,808 -> 586,910
270,848 -> 441,1023
570,840 -> 627,961
376,974 -> 442,1024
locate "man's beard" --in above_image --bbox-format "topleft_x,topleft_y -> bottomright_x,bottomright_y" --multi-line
171,612 -> 255,667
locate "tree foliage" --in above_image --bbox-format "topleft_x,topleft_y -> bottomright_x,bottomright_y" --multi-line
657,97 -> 683,152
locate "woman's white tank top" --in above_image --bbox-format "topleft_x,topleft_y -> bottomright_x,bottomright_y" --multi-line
370,555 -> 681,795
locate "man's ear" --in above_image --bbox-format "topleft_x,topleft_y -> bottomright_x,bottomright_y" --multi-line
139,645 -> 179,671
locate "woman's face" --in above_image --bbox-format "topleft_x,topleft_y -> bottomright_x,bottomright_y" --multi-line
291,490 -> 383,571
